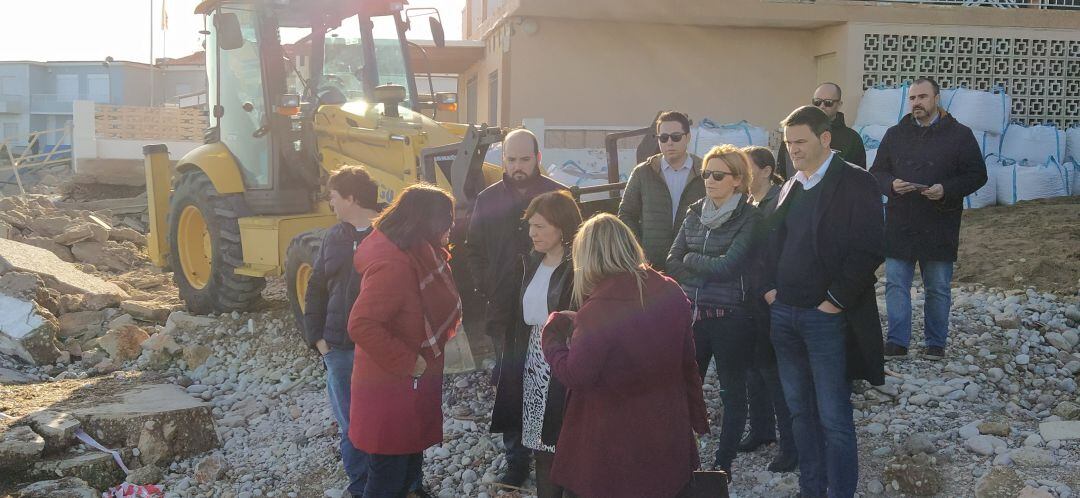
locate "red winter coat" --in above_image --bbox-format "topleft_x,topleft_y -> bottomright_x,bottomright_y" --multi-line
542,269 -> 709,498
347,230 -> 445,455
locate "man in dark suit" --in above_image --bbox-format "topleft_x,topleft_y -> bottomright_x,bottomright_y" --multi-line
762,106 -> 885,498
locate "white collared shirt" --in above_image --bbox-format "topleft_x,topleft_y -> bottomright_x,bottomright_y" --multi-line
661,155 -> 692,221
792,151 -> 835,191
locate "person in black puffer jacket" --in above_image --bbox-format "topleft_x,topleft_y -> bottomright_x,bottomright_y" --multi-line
302,166 -> 383,497
667,144 -> 761,475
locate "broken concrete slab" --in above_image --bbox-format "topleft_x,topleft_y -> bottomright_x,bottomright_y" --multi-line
1039,420 -> 1080,441
120,300 -> 175,323
0,238 -> 128,306
109,227 -> 147,246
16,476 -> 98,498
28,215 -> 76,238
70,240 -> 142,273
95,325 -> 150,363
0,294 -> 61,365
70,384 -> 218,464
25,410 -> 81,453
0,209 -> 30,231
52,224 -> 96,246
1,425 -> 45,472
15,235 -> 75,262
28,449 -> 127,490
0,219 -> 12,239
0,271 -> 59,314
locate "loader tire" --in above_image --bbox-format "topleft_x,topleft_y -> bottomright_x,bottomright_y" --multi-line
168,170 -> 265,315
285,229 -> 324,336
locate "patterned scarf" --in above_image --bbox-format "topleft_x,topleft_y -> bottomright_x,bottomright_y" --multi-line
407,242 -> 462,357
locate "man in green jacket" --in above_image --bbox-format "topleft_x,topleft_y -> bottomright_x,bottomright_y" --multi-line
777,83 -> 867,178
617,111 -> 706,270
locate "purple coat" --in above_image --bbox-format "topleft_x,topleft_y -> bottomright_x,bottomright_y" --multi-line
542,269 -> 709,498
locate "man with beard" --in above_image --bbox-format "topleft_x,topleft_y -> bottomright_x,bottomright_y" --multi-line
872,77 -> 986,361
465,128 -> 566,487
617,111 -> 705,270
776,83 -> 866,178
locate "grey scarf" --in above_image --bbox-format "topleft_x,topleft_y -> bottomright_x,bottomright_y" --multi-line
699,193 -> 743,230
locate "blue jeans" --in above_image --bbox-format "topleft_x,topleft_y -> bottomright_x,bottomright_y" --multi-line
770,302 -> 858,498
324,348 -> 370,495
884,258 -> 954,349
363,453 -> 424,498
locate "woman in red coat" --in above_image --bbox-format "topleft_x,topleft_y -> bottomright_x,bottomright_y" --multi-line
348,184 -> 461,498
542,213 -> 709,498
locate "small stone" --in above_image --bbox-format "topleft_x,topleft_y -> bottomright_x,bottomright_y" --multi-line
909,393 -> 931,406
1009,447 -> 1057,468
1052,401 -> 1080,420
974,466 -> 1024,498
195,453 -> 227,483
867,479 -> 885,495
978,421 -> 1010,437
964,435 -> 1006,456
901,433 -> 936,455
1014,354 -> 1030,365
126,464 -> 164,485
1017,486 -> 1055,498
1039,421 -> 1080,441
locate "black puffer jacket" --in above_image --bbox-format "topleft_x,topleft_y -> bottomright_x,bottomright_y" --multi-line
489,251 -> 573,447
666,196 -> 761,313
303,222 -> 371,350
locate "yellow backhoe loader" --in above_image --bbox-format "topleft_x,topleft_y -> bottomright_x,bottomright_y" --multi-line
144,0 -> 502,337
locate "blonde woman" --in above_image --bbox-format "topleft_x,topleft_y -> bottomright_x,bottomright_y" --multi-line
666,145 -> 762,475
541,213 -> 708,498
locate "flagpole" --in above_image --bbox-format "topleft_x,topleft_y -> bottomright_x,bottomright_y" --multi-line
149,0 -> 155,107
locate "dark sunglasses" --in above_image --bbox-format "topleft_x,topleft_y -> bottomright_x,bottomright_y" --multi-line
812,98 -> 838,107
701,170 -> 736,181
658,132 -> 686,143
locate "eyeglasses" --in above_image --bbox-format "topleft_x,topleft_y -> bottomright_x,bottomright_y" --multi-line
701,170 -> 736,181
658,132 -> 687,143
812,98 -> 838,108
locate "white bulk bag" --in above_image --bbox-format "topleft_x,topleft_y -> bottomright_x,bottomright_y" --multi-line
999,124 -> 1066,165
866,148 -> 879,170
1068,162 -> 1079,196
854,85 -> 908,128
1065,127 -> 1080,164
946,88 -> 1010,135
973,131 -> 1002,159
484,142 -> 502,166
964,157 -> 997,209
991,156 -> 1070,205
856,125 -> 890,150
690,119 -> 768,157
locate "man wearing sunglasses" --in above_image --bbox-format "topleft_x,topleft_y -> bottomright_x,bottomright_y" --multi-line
617,111 -> 705,270
776,83 -> 866,178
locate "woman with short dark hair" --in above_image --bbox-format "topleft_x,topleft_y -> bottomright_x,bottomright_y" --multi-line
347,184 -> 460,497
490,190 -> 582,498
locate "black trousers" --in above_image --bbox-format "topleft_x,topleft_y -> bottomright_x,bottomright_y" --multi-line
694,314 -> 755,469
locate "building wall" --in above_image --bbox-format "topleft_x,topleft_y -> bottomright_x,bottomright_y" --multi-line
458,25 -> 510,126
505,18 -> 818,131
0,64 -> 30,146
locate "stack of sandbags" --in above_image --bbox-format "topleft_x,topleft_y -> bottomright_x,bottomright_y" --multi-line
1067,160 -> 1079,196
945,87 -> 1010,135
854,85 -> 909,128
989,154 -> 1070,205
1066,126 -> 1080,164
857,125 -> 890,169
690,119 -> 769,157
999,124 -> 1066,165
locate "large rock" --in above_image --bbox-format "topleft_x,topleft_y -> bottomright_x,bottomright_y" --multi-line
25,410 -> 81,453
70,384 -> 219,464
28,450 -> 127,490
1009,447 -> 1056,467
1038,421 -> 1080,441
0,271 -> 55,309
70,240 -> 142,272
0,238 -> 128,306
28,215 -> 76,238
15,236 -> 75,262
1052,401 -> 1080,420
125,464 -> 164,485
0,294 -> 61,365
1018,486 -> 1056,498
978,421 -> 1010,437
109,227 -> 147,246
0,425 -> 45,471
974,466 -> 1025,498
16,477 -> 98,498
164,311 -> 217,335
94,324 -> 149,362
883,453 -> 945,496
0,366 -> 33,384
194,453 -> 227,483
964,435 -> 1007,456
120,299 -> 175,323
52,223 -> 108,246
58,310 -> 107,339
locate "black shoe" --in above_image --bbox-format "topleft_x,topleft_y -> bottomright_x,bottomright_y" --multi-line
737,434 -> 776,452
923,346 -> 945,360
883,342 -> 908,358
406,486 -> 433,498
496,461 -> 530,488
767,452 -> 798,472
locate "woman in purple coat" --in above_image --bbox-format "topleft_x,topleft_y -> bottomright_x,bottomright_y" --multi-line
542,213 -> 709,498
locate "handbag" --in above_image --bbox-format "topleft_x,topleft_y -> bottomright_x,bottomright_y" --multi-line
676,470 -> 730,498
